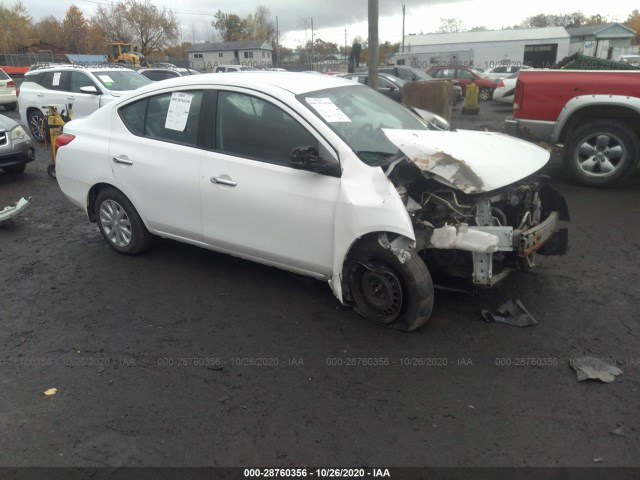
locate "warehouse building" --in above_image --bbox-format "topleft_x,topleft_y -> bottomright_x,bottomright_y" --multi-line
392,27 -> 571,69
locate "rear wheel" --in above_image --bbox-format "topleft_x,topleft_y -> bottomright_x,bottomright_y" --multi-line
479,88 -> 493,101
347,238 -> 434,332
27,110 -> 45,143
564,120 -> 639,187
95,188 -> 153,255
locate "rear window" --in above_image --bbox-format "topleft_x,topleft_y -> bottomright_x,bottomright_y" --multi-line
93,70 -> 152,91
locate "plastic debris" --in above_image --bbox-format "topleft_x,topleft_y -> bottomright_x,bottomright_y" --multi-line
570,357 -> 623,383
593,457 -> 604,463
610,425 -> 626,437
481,299 -> 537,327
0,197 -> 32,223
44,388 -> 58,396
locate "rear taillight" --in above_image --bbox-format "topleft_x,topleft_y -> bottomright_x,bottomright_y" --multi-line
497,80 -> 505,88
513,79 -> 524,111
56,134 -> 75,149
16,85 -> 20,96
7,80 -> 15,88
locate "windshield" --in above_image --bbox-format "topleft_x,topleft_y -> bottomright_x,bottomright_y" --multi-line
408,67 -> 433,80
94,70 -> 152,91
298,85 -> 427,166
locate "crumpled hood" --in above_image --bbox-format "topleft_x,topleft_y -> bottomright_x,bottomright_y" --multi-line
383,129 -> 550,193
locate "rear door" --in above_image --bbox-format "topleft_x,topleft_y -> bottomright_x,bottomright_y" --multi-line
109,89 -> 205,240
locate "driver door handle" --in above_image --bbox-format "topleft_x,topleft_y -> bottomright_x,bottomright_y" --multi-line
211,176 -> 237,187
112,156 -> 133,166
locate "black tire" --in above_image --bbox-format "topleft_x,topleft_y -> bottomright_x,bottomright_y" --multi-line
4,103 -> 17,111
27,109 -> 45,143
3,163 -> 26,174
564,120 -> 639,187
479,88 -> 493,101
47,163 -> 56,179
346,238 -> 434,332
95,188 -> 153,255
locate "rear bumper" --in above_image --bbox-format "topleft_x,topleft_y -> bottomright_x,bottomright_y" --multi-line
505,116 -> 555,142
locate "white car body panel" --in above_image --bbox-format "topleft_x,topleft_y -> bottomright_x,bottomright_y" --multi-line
382,129 -> 549,193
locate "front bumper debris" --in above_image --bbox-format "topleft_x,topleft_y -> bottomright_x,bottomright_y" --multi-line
0,196 -> 32,223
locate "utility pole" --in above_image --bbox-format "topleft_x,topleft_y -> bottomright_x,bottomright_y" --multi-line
401,2 -> 405,53
368,0 -> 379,89
311,17 -> 315,71
344,29 -> 348,64
275,16 -> 279,67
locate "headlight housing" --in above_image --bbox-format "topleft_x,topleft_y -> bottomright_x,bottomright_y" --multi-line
10,125 -> 27,141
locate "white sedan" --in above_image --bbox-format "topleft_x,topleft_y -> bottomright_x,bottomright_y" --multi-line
55,72 -> 568,332
492,73 -> 518,104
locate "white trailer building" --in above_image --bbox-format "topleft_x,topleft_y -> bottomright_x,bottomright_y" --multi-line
392,27 -> 570,70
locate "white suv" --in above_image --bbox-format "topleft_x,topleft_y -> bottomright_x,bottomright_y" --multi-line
18,65 -> 152,142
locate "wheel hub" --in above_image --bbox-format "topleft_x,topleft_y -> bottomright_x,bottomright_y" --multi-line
351,262 -> 403,324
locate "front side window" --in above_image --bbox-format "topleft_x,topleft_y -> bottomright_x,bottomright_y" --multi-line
93,70 -> 151,91
216,91 -> 318,166
299,85 -> 426,166
70,72 -> 97,93
456,69 -> 473,79
119,90 -> 203,147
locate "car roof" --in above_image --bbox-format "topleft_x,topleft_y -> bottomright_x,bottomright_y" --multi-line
130,71 -> 358,96
25,65 -> 136,75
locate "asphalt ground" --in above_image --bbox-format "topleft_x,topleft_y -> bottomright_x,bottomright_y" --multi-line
1,99 -> 639,475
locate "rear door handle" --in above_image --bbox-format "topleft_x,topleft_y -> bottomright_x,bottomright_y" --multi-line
210,176 -> 237,187
112,156 -> 133,166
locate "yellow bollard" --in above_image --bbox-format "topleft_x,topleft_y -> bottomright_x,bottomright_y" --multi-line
462,81 -> 479,115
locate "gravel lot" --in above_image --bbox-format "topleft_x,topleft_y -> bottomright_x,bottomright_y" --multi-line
1,99 -> 639,472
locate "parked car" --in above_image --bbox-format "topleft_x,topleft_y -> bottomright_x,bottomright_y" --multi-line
492,73 -> 518,104
0,114 -> 35,174
483,65 -> 531,81
425,65 -> 499,100
18,65 -> 152,142
139,67 -> 201,82
214,65 -> 255,73
54,72 -> 568,332
0,68 -> 17,111
339,72 -> 405,102
358,66 -> 463,102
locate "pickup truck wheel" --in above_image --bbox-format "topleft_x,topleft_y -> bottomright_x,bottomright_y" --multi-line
95,188 -> 153,255
565,120 -> 639,187
479,88 -> 493,101
28,110 -> 45,143
347,239 -> 434,332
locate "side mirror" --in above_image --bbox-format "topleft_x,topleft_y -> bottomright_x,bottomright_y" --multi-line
289,146 -> 340,177
80,86 -> 99,94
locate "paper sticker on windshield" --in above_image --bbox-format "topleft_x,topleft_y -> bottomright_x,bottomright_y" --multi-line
165,92 -> 194,131
98,75 -> 114,83
52,72 -> 61,86
305,98 -> 351,123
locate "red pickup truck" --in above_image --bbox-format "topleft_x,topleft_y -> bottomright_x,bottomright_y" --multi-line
505,70 -> 640,186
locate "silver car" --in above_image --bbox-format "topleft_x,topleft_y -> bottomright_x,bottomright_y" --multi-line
0,114 -> 35,174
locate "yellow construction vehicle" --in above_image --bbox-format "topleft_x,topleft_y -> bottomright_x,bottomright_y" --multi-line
107,43 -> 148,66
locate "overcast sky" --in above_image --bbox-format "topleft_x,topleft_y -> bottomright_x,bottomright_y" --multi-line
14,0 -> 636,47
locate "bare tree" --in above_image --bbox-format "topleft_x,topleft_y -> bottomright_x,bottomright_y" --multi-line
437,17 -> 463,33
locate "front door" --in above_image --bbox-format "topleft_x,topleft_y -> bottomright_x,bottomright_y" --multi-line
200,89 -> 341,275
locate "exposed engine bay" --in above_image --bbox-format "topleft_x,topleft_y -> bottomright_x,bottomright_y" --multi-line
386,152 -> 570,287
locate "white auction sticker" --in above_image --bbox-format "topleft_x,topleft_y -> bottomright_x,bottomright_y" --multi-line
52,72 -> 61,86
305,97 -> 351,123
98,74 -> 114,83
165,92 -> 194,131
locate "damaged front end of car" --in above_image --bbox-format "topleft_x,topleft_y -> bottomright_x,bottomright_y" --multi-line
383,129 -> 569,287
